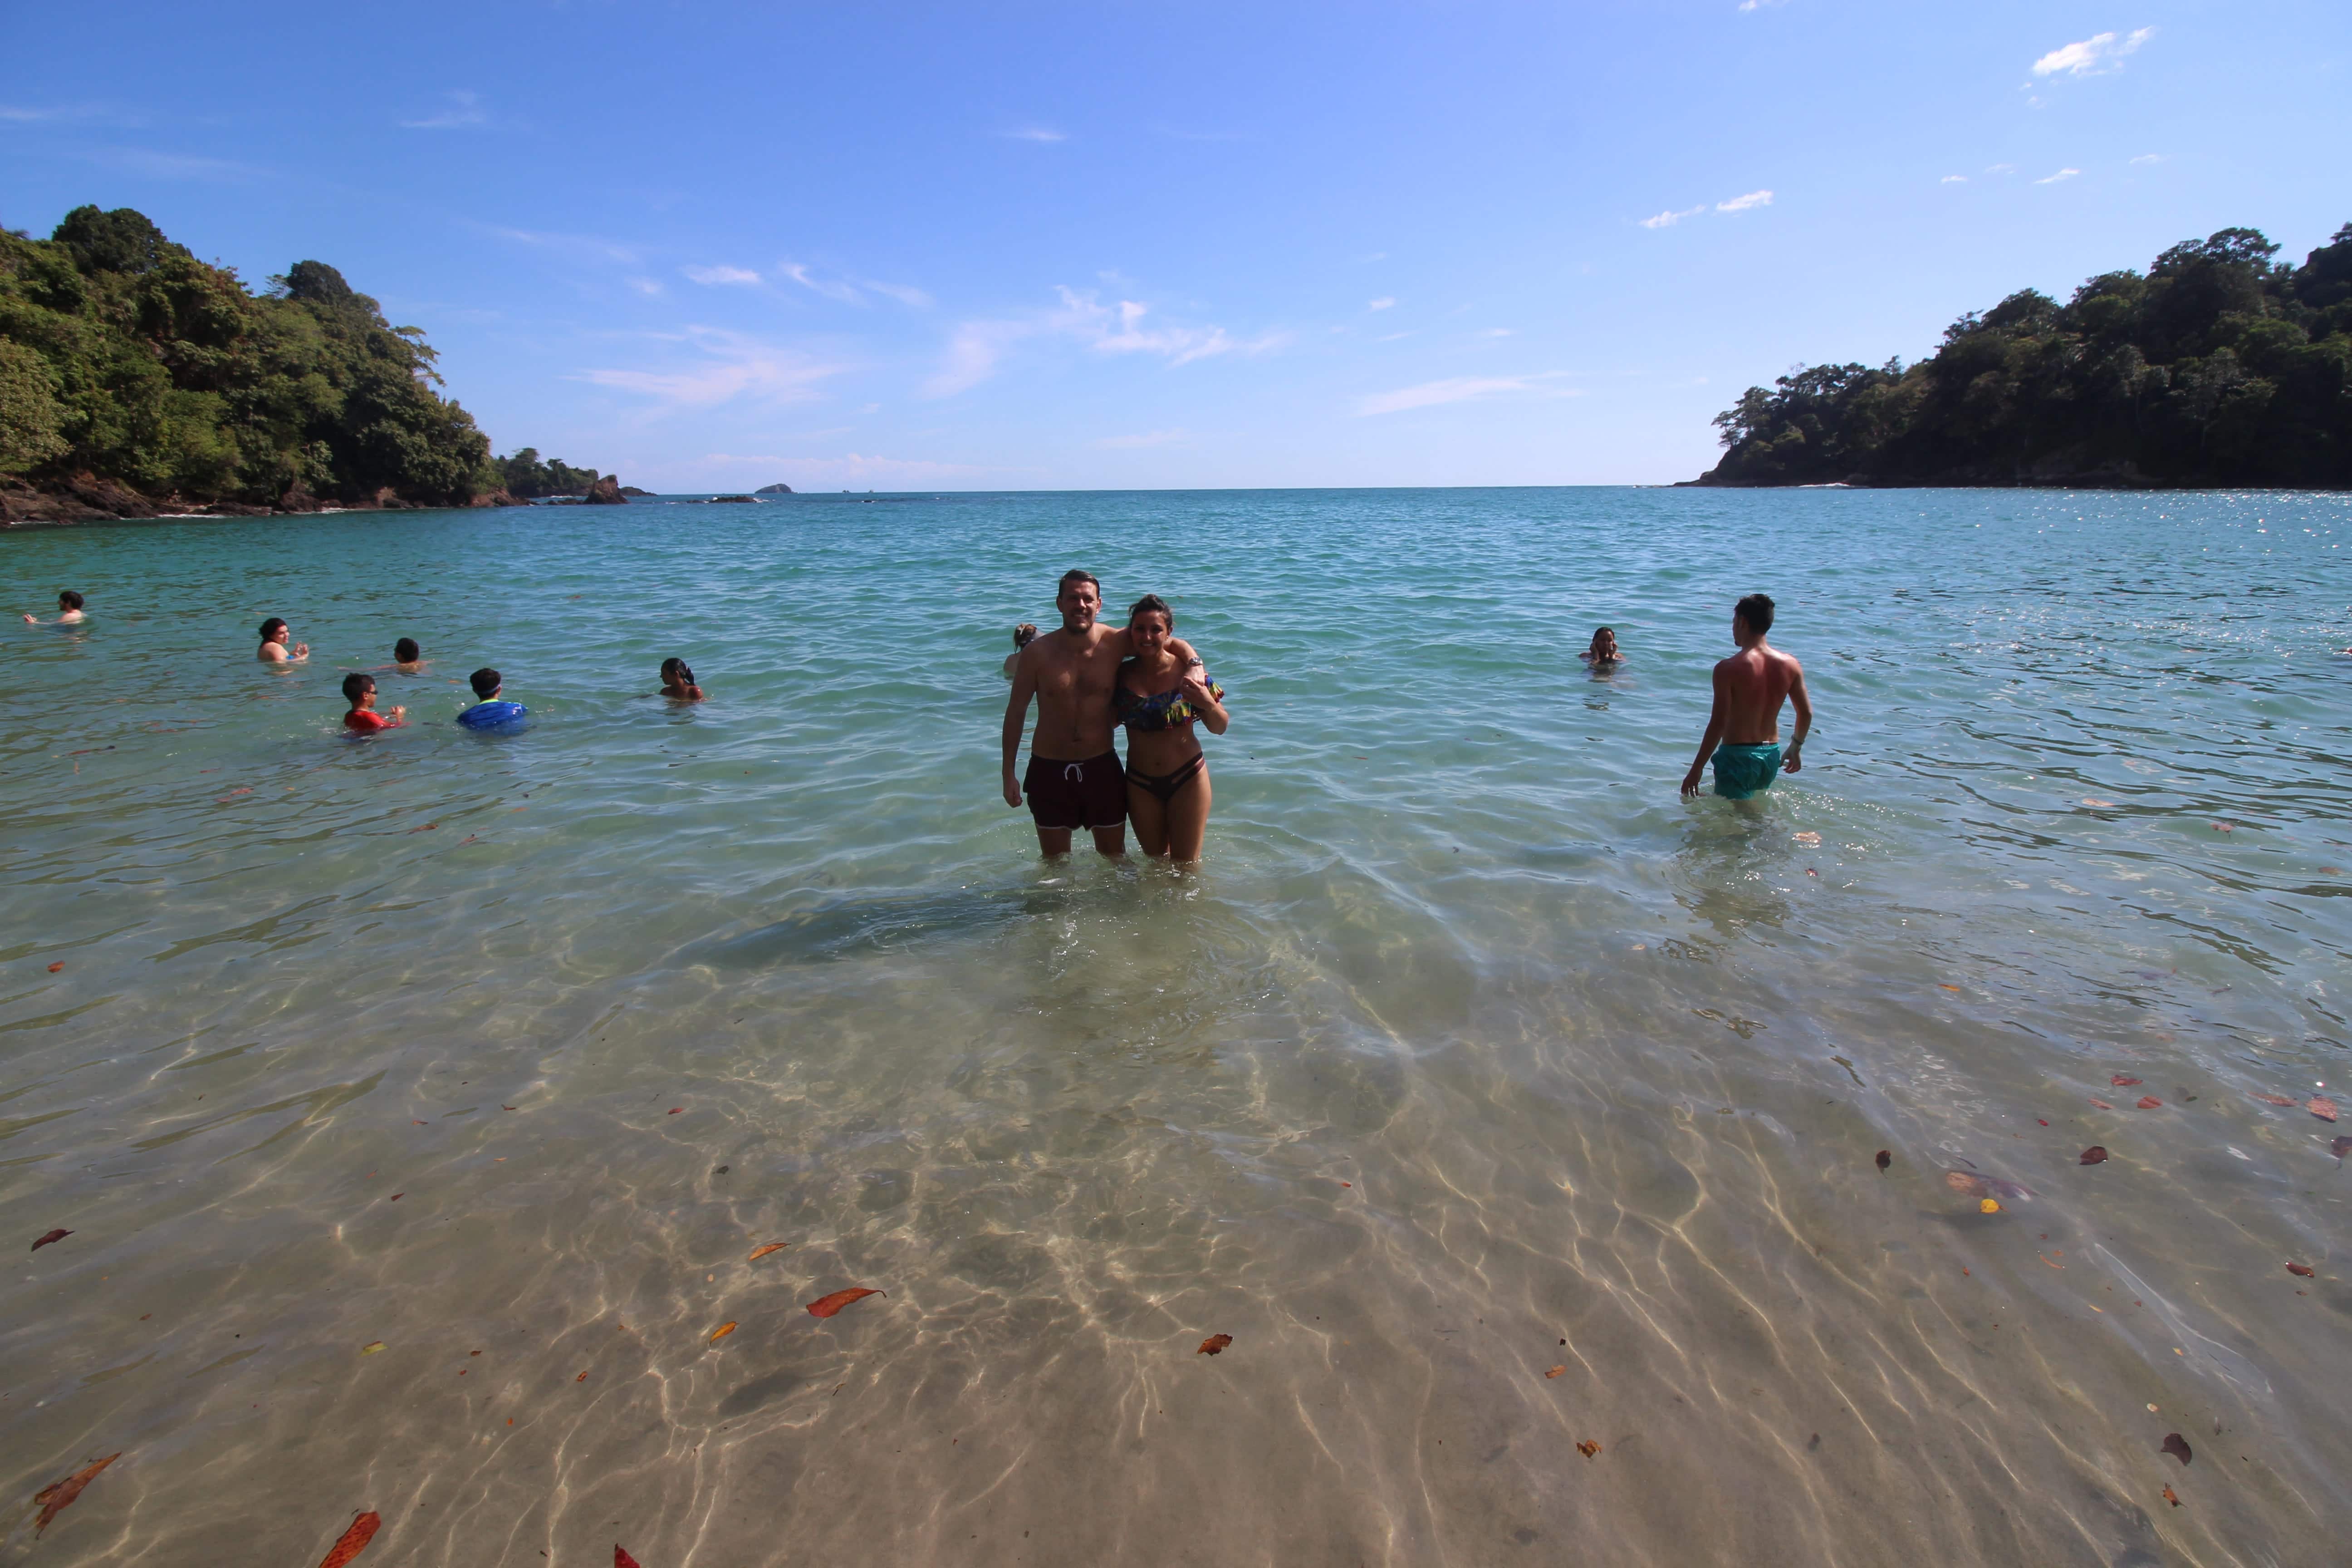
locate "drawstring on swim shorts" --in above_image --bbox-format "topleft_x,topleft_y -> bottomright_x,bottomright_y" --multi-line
1063,762 -> 1083,781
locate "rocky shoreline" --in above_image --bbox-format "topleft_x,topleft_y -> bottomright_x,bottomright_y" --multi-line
0,471 -> 638,526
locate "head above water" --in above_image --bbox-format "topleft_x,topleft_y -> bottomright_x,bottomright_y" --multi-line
1589,625 -> 1617,655
59,591 -> 83,611
1734,593 -> 1776,642
394,637 -> 420,663
341,672 -> 375,702
469,667 -> 502,700
259,617 -> 288,643
661,656 -> 696,687
1055,569 -> 1103,632
1012,622 -> 1039,649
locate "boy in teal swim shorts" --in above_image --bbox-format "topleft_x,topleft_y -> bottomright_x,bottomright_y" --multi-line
1681,593 -> 1812,801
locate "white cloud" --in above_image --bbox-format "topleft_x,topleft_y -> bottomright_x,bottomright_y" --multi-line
1093,429 -> 1192,448
779,262 -> 858,301
1368,297 -> 1396,311
1354,374 -> 1577,417
1640,205 -> 1705,230
1941,174 -> 1969,184
577,327 -> 844,409
1985,163 -> 2016,175
1476,328 -> 1515,338
2131,153 -> 2163,165
861,279 -> 933,309
1716,189 -> 1773,212
1004,127 -> 1066,142
2034,167 -> 2081,185
626,277 -> 665,296
683,264 -> 762,286
402,90 -> 488,131
922,287 -> 1278,397
2031,27 -> 2154,78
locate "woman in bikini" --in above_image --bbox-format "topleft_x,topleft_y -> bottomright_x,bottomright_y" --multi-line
1115,595 -> 1227,862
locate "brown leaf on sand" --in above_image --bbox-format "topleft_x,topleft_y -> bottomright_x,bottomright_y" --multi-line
1874,1149 -> 1891,1171
2253,1093 -> 2297,1107
2089,1098 -> 2115,1110
33,1452 -> 120,1536
1544,1365 -> 1566,1379
616,1548 -> 643,1568
807,1287 -> 883,1319
2162,1485 -> 2180,1508
2136,1096 -> 2162,1110
1576,1440 -> 1602,1459
2310,1097 -> 2338,1123
2286,1262 -> 2314,1278
708,1322 -> 736,1344
1198,1334 -> 1233,1356
2160,1433 -> 2193,1465
31,1228 -> 71,1252
747,1243 -> 788,1261
47,961 -> 64,973
317,1511 -> 382,1568
2079,1146 -> 2108,1165
2112,1076 -> 2142,1087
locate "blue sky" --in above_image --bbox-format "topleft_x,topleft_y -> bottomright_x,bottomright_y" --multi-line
5,1 -> 2348,490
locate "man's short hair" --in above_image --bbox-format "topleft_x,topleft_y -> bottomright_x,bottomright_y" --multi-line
341,672 -> 374,701
1057,568 -> 1101,600
59,591 -> 83,610
1735,593 -> 1775,636
469,667 -> 502,698
394,637 -> 420,662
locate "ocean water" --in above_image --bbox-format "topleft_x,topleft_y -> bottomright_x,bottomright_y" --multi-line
1,487 -> 2347,1567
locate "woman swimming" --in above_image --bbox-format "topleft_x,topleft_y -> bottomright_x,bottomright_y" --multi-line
1001,622 -> 1039,679
258,617 -> 309,664
1115,595 -> 1227,862
1582,625 -> 1623,667
660,657 -> 705,701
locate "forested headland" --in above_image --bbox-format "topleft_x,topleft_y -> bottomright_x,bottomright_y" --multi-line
1694,224 -> 2352,490
0,206 -> 617,523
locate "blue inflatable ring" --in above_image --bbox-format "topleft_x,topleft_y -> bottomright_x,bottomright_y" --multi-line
457,700 -> 528,730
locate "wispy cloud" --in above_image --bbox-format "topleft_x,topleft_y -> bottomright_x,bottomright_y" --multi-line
1941,174 -> 1969,184
82,147 -> 261,182
1003,126 -> 1066,142
779,262 -> 858,301
1640,205 -> 1705,230
1716,189 -> 1772,212
2031,27 -> 2154,78
0,103 -> 117,124
2034,167 -> 2081,185
1093,428 -> 1192,448
922,287 -> 1279,397
1354,374 -> 1575,417
860,279 -> 933,309
489,225 -> 639,266
626,277 -> 664,297
2130,152 -> 2163,165
1368,297 -> 1396,311
577,327 -> 844,409
1985,163 -> 2016,175
402,90 -> 489,130
683,264 -> 762,286
1475,328 -> 1515,338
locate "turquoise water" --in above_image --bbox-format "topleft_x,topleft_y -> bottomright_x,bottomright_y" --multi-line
2,488 -> 2347,1566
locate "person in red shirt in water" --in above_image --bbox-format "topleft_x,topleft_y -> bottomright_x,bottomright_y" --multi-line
343,672 -> 407,733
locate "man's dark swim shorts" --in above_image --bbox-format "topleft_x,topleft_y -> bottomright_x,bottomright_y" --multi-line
1024,750 -> 1127,830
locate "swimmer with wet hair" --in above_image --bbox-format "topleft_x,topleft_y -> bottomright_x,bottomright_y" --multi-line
660,657 -> 704,701
1582,626 -> 1623,666
258,617 -> 309,664
393,637 -> 424,671
1002,622 -> 1039,679
24,591 -> 86,626
341,671 -> 406,733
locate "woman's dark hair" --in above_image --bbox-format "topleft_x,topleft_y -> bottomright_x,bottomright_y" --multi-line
259,617 -> 287,640
661,657 -> 696,686
1591,625 -> 1614,645
1012,622 -> 1038,648
1127,593 -> 1173,628
59,591 -> 83,610
394,637 -> 420,662
1734,593 -> 1775,635
341,672 -> 374,701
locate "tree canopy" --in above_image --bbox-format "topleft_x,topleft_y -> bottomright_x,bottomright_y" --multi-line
0,206 -> 538,508
1699,223 -> 2352,489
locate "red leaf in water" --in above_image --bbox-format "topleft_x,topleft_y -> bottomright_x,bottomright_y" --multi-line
317,1511 -> 382,1568
33,1452 -> 119,1537
667,1107 -> 681,1115
1874,1149 -> 1891,1171
2079,1146 -> 2108,1165
2089,1098 -> 2114,1110
2037,1119 -> 2049,1126
31,1228 -> 71,1252
1197,1333 -> 1233,1355
616,1549 -> 643,1568
2252,1093 -> 2297,1106
47,961 -> 64,973
806,1287 -> 883,1318
2162,1485 -> 2180,1508
1576,1440 -> 1602,1459
2136,1096 -> 2162,1110
2160,1433 -> 2192,1465
2310,1098 -> 2338,1122
2286,1262 -> 2314,1278
2112,1076 -> 2142,1087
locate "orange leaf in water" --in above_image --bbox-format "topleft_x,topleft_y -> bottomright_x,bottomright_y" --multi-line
1545,1365 -> 1566,1378
747,1243 -> 788,1261
2286,1262 -> 2314,1278
32,1228 -> 71,1252
33,1452 -> 119,1537
47,961 -> 64,973
576,1371 -> 587,1382
1576,1440 -> 1601,1459
2111,1076 -> 2142,1087
2079,1146 -> 2108,1165
2136,1096 -> 2162,1110
2162,1485 -> 2180,1508
2310,1097 -> 2338,1122
2252,1093 -> 2296,1106
708,1322 -> 736,1344
1197,1333 -> 1233,1356
616,1548 -> 643,1568
807,1287 -> 883,1318
2089,1098 -> 2114,1110
317,1511 -> 382,1568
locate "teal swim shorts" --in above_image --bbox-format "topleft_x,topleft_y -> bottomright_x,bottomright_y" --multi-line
1711,742 -> 1783,799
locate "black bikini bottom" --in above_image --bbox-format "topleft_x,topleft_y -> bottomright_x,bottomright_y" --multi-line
1127,753 -> 1206,803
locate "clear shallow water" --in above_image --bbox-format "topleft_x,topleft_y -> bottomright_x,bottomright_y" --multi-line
2,487 -> 2348,1567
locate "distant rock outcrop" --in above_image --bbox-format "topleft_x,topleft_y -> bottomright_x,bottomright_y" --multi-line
583,475 -> 627,505
618,485 -> 652,496
754,482 -> 794,495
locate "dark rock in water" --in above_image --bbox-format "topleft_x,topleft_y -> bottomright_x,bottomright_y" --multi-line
278,479 -> 325,513
468,488 -> 527,508
583,475 -> 627,505
755,482 -> 794,494
618,485 -> 652,495
707,494 -> 756,504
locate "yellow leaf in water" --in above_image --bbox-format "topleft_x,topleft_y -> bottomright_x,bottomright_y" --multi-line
1939,984 -> 1962,992
748,1243 -> 788,1261
709,1321 -> 737,1344
361,1341 -> 385,1355
1979,1198 -> 2001,1214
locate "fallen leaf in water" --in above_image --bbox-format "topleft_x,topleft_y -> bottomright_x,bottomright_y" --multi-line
2212,822 -> 2231,832
1938,983 -> 1960,992
388,1193 -> 402,1201
1874,1149 -> 1891,1171
317,1510 -> 382,1567
1945,1171 -> 2034,1203
2079,1146 -> 2109,1165
1545,1365 -> 1565,1378
2161,1433 -> 2192,1465
502,1105 -> 516,1111
33,1452 -> 119,1537
807,1288 -> 883,1319
1793,832 -> 1820,845
2037,1119 -> 2049,1127
2162,1485 -> 2180,1508
2332,1137 -> 2352,1161
2310,1098 -> 2338,1122
2039,1252 -> 2065,1269
47,961 -> 64,973
2112,1076 -> 2142,1087
747,1243 -> 788,1261
2136,1096 -> 2162,1110
31,1228 -> 71,1252
361,1341 -> 384,1355
2286,1262 -> 2314,1277
2082,798 -> 2115,808
667,1107 -> 681,1115
1980,1198 -> 2001,1214
616,1549 -> 642,1568
1576,1440 -> 1601,1459
708,1322 -> 736,1344
1197,1334 -> 1233,1356
2253,1093 -> 2296,1106
407,823 -> 437,833
2090,1098 -> 2114,1110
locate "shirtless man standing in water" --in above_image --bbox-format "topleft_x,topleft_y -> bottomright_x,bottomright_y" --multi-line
1002,569 -> 1200,856
1681,592 -> 1812,800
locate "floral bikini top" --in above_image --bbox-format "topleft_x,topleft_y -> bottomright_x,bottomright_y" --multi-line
1114,676 -> 1223,733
